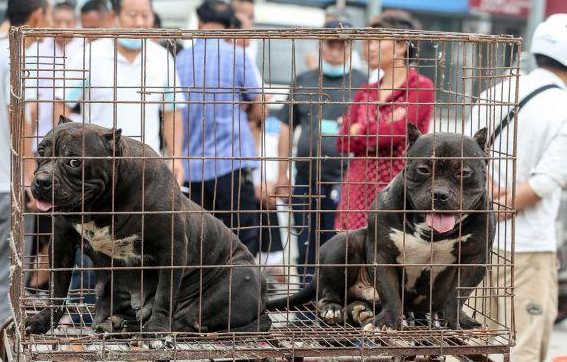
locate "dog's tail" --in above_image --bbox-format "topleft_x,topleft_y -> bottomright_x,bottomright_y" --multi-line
266,280 -> 316,310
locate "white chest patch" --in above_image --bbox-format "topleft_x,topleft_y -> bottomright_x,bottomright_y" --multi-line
74,221 -> 139,261
389,228 -> 471,291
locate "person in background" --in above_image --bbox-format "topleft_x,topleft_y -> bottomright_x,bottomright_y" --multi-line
305,6 -> 363,72
177,0 -> 265,256
277,20 -> 366,288
0,0 -> 51,325
231,0 -> 257,60
26,0 -> 82,292
334,10 -> 434,231
229,0 -> 285,279
80,0 -> 114,28
0,20 -> 10,36
54,0 -> 184,177
52,1 -> 77,28
468,14 -> 567,362
52,0 -> 185,325
363,14 -> 390,84
230,0 -> 262,151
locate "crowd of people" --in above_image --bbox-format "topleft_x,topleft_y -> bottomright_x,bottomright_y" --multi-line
0,0 -> 565,361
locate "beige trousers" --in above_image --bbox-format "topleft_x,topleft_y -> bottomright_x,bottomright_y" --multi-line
475,251 -> 558,362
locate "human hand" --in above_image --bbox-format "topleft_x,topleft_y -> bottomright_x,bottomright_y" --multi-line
349,123 -> 364,136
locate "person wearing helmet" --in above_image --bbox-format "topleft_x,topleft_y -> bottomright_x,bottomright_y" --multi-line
467,14 -> 567,362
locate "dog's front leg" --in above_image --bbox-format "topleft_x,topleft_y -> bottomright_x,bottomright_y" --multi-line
364,255 -> 402,331
443,261 -> 486,330
93,276 -> 114,332
25,217 -> 78,334
144,232 -> 187,333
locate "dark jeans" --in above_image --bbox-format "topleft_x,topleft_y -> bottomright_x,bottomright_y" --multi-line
185,168 -> 260,256
68,251 -> 96,324
292,178 -> 339,286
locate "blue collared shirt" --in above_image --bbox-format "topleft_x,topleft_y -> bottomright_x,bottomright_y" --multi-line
177,39 -> 261,182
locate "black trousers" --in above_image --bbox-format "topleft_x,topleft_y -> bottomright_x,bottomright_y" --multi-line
185,168 -> 260,256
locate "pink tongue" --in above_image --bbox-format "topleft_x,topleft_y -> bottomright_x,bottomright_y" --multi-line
36,200 -> 54,212
426,214 -> 456,233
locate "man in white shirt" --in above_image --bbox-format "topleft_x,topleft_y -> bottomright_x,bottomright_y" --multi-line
468,15 -> 567,362
25,1 -> 85,291
54,0 -> 185,185
80,0 -> 114,29
0,0 -> 51,325
29,2 -> 82,154
51,0 -> 185,326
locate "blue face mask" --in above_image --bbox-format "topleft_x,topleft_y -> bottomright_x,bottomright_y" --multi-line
322,61 -> 349,77
118,38 -> 142,50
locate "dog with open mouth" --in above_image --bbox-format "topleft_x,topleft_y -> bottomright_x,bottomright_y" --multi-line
267,123 -> 495,331
25,117 -> 270,336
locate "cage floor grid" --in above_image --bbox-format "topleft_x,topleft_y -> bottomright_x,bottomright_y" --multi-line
8,302 -> 511,361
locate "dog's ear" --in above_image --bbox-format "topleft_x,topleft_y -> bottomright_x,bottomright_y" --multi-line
407,122 -> 421,148
102,128 -> 122,153
58,115 -> 73,126
473,127 -> 488,152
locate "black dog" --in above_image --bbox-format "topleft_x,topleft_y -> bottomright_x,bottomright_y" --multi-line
267,124 -> 494,330
25,118 -> 270,335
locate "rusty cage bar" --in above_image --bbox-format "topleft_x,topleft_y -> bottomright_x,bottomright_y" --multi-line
6,27 -> 520,361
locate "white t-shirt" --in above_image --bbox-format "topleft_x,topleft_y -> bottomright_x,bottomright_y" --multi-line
56,38 -> 185,153
0,38 -> 10,193
468,67 -> 567,253
26,38 -> 83,152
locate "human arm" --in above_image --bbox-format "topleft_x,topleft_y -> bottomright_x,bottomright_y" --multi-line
496,121 -> 567,220
275,95 -> 295,198
355,81 -> 434,151
163,109 -> 185,186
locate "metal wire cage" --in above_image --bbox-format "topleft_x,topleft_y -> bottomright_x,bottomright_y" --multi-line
6,27 -> 520,361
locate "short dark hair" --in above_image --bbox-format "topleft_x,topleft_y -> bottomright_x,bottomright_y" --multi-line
369,9 -> 422,61
534,54 -> 567,72
7,0 -> 48,26
196,0 -> 236,29
153,11 -> 161,28
54,1 -> 76,13
111,0 -> 152,14
81,0 -> 109,15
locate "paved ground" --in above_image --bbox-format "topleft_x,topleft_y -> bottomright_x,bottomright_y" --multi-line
546,320 -> 567,362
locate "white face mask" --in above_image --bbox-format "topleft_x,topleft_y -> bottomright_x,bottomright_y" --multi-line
322,61 -> 350,77
118,38 -> 142,50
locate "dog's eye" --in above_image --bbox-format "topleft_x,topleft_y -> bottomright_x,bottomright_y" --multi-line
68,159 -> 81,168
458,167 -> 473,178
37,148 -> 45,157
416,165 -> 430,175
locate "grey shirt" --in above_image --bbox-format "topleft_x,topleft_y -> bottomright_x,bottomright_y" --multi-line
277,69 -> 366,183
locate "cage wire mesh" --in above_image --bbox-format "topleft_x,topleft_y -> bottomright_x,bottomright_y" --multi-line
6,27 -> 520,361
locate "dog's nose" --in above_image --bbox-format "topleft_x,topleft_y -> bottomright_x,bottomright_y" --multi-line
34,175 -> 52,190
432,190 -> 450,203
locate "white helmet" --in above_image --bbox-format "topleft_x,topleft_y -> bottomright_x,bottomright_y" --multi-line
531,14 -> 567,67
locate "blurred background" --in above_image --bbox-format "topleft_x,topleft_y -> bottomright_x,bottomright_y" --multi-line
1,0 -> 565,360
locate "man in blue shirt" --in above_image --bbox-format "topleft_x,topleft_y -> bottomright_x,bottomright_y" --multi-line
177,0 -> 264,255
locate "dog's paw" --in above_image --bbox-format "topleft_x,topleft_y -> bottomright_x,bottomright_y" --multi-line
318,303 -> 343,324
363,309 -> 400,331
139,335 -> 175,350
448,313 -> 483,330
25,310 -> 53,335
347,302 -> 374,326
142,317 -> 169,333
94,315 -> 126,333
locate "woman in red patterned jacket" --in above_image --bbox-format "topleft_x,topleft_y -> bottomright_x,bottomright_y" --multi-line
335,10 -> 435,231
